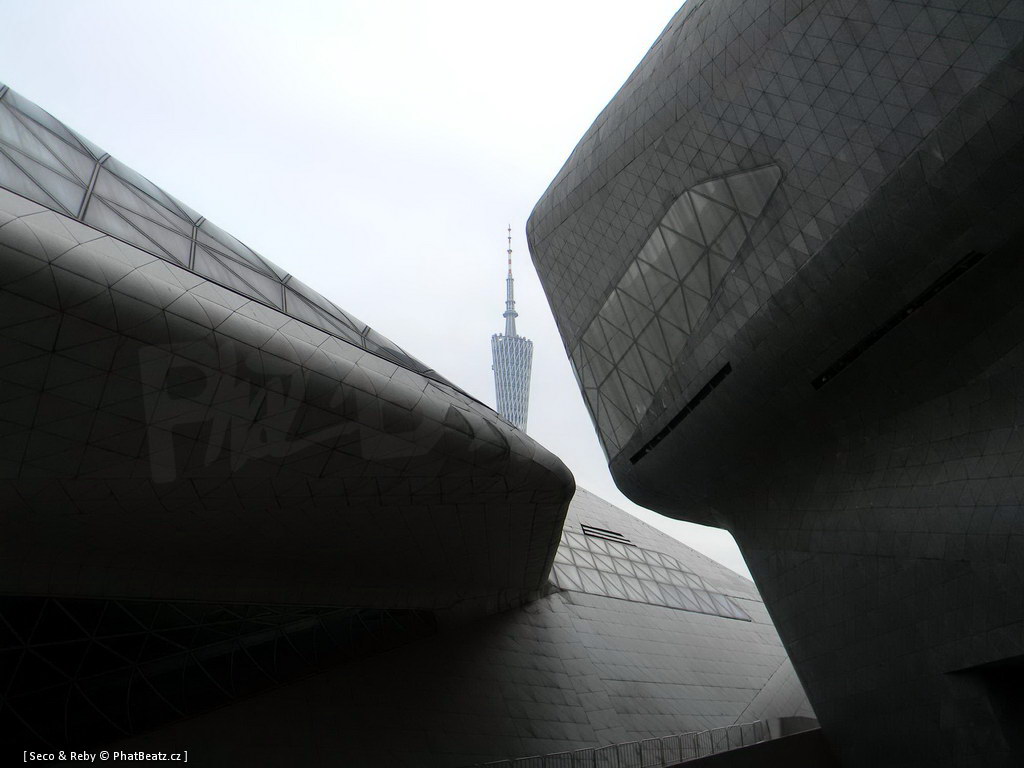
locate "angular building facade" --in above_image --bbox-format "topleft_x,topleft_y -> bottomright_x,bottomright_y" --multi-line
0,84 -> 571,618
528,1 -> 1024,766
0,82 -> 570,752
104,489 -> 813,765
491,228 -> 534,430
0,85 -> 812,764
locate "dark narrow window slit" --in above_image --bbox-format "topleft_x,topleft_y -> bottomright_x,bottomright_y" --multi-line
812,251 -> 985,390
581,524 -> 633,546
630,362 -> 732,465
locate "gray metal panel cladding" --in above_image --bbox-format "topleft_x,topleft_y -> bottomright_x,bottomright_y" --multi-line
93,489 -> 811,765
529,1 -> 1024,765
0,87 -> 574,617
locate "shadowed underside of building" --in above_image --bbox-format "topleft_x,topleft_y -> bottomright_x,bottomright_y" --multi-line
528,1 -> 1024,766
105,490 -> 812,766
0,86 -> 812,764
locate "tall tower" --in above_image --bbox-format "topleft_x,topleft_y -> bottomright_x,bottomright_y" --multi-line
491,226 -> 534,430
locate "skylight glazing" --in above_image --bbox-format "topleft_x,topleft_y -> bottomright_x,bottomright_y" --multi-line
569,165 -> 782,454
0,83 -> 451,388
550,530 -> 750,621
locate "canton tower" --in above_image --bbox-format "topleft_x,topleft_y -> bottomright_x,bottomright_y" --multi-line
491,226 -> 533,430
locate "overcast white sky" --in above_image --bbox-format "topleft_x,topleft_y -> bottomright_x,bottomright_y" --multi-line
0,0 -> 754,579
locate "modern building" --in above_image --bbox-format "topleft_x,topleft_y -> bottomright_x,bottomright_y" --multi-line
491,227 -> 533,430
0,84 -> 811,765
103,489 -> 814,765
528,1 -> 1024,766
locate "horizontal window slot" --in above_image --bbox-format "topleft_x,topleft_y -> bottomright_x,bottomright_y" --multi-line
812,251 -> 985,389
581,524 -> 633,546
630,362 -> 732,465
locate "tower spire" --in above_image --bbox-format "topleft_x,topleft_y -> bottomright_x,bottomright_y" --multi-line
491,223 -> 534,431
503,224 -> 518,338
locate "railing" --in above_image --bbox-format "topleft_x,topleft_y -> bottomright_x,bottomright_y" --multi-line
471,720 -> 769,768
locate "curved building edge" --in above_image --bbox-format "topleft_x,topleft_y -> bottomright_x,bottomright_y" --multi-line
529,1 -> 1024,766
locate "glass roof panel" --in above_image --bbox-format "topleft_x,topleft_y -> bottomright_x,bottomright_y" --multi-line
0,85 -> 461,394
0,101 -> 39,149
636,226 -> 670,273
709,250 -> 733,287
662,192 -> 702,243
94,167 -> 192,235
599,573 -> 629,600
716,215 -> 748,257
725,165 -> 782,218
638,258 -> 677,311
552,565 -> 583,592
639,579 -> 666,604
633,562 -> 654,580
320,297 -> 366,335
684,285 -> 709,329
578,568 -> 605,594
619,290 -> 655,338
193,246 -> 271,304
682,256 -> 712,300
618,261 -> 650,305
636,320 -> 670,364
585,536 -> 610,554
84,196 -> 162,250
661,586 -> 685,611
693,590 -> 719,614
554,531 -> 753,620
363,327 -> 413,362
66,127 -> 105,162
691,177 -> 735,208
710,593 -> 739,617
607,541 -> 629,559
162,190 -> 201,227
197,219 -> 281,278
650,566 -> 671,583
662,227 -> 704,281
572,549 -> 596,569
682,573 -> 705,589
0,102 -> 91,183
661,552 -> 683,570
598,289 -> 628,333
113,203 -> 191,266
285,288 -> 357,338
612,558 -> 635,576
620,575 -> 647,602
219,251 -> 285,308
640,549 -> 662,566
600,320 -> 632,363
103,157 -> 197,229
690,192 -> 732,243
565,533 -> 588,550
3,147 -> 84,217
676,587 -> 701,612
0,149 -> 56,210
4,89 -> 89,150
287,275 -> 370,333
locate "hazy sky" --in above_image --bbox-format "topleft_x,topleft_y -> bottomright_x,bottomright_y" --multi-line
0,0 -> 754,579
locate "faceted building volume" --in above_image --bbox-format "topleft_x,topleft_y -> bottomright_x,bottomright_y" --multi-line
528,1 -> 1024,766
0,84 -> 812,764
491,227 -> 533,429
